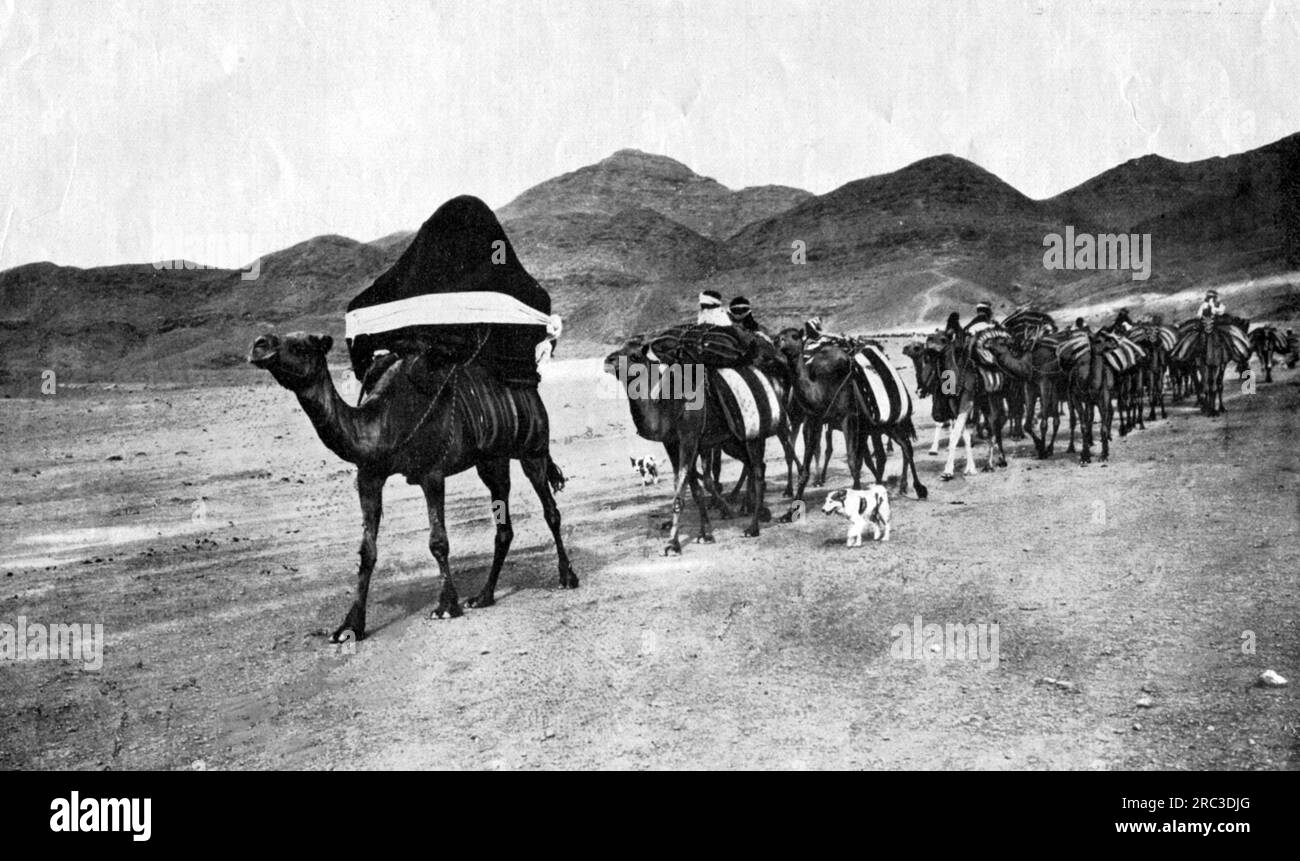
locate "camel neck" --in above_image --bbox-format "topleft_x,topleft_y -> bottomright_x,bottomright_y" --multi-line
618,362 -> 676,441
295,372 -> 369,463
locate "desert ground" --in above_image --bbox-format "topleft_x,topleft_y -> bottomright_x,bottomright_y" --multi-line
1,340 -> 1297,770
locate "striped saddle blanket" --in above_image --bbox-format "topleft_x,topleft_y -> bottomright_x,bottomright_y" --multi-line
1050,330 -> 1092,369
1172,319 -> 1251,364
1125,323 -> 1177,354
708,366 -> 787,441
850,345 -> 914,425
966,322 -> 1011,367
1250,326 -> 1289,354
1102,335 -> 1147,374
1003,308 -> 1058,344
976,367 -> 1005,394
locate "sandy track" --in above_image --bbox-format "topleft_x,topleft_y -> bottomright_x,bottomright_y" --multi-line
1,355 -> 1297,770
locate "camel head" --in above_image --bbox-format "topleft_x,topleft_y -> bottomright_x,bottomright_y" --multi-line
603,335 -> 650,378
248,331 -> 333,390
803,339 -> 853,382
916,330 -> 953,395
773,327 -> 804,363
902,340 -> 926,384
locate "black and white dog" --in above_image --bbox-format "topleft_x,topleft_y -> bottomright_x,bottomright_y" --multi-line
822,486 -> 891,546
630,455 -> 660,486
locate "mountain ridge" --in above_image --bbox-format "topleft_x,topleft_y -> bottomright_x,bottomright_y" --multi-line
3,135 -> 1298,383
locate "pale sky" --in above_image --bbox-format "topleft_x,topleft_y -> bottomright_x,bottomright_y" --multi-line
2,0 -> 1298,269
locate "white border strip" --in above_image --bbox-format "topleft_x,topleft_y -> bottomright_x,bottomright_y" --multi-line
345,292 -> 550,339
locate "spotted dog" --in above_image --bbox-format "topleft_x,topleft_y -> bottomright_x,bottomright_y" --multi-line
630,455 -> 660,486
822,486 -> 891,546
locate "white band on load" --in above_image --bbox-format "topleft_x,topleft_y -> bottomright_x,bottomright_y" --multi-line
345,292 -> 551,340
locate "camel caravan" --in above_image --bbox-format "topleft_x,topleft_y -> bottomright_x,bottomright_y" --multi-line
247,197 -> 1295,639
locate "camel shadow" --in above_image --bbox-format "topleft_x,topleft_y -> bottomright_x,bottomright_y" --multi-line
364,546 -> 572,638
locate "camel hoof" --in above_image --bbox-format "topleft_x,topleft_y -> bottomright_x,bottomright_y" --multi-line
914,484 -> 928,499
742,527 -> 760,538
331,626 -> 362,645
431,601 -> 463,620
694,534 -> 715,544
781,488 -> 793,499
466,593 -> 495,609
758,507 -> 772,523
663,542 -> 682,557
998,457 -> 1007,468
559,572 -> 579,589
940,472 -> 954,481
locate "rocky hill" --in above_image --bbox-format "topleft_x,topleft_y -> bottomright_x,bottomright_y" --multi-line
3,135 -> 1297,385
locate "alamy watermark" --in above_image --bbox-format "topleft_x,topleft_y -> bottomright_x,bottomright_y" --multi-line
1043,227 -> 1151,281
0,616 -> 104,670
599,356 -> 705,410
151,231 -> 262,280
890,615 -> 999,670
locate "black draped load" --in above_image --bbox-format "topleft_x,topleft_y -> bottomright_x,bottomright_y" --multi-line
346,196 -> 551,387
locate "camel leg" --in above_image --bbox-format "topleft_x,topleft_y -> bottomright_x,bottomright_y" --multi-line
983,396 -> 1007,470
961,416 -> 977,475
817,426 -> 835,484
871,431 -> 887,484
929,421 -> 944,456
896,431 -> 927,499
941,409 -> 969,479
1098,390 -> 1113,462
688,466 -> 716,543
793,418 -> 819,501
1044,381 -> 1061,457
520,456 -> 578,589
696,448 -> 734,520
688,445 -> 723,542
335,468 -> 384,642
844,414 -> 864,489
1024,382 -> 1044,457
726,459 -> 747,507
1066,395 -> 1078,454
467,458 -> 513,609
664,435 -> 701,555
1077,392 -> 1093,466
779,420 -> 800,498
742,438 -> 766,538
423,472 -> 463,620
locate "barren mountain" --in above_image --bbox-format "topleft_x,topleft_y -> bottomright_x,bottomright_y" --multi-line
2,136 -> 1297,386
497,149 -> 811,240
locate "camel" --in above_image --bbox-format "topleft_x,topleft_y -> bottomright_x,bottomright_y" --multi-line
777,330 -> 926,499
1244,325 -> 1288,383
1125,323 -> 1175,421
915,329 -> 1007,479
983,338 -> 1066,459
248,331 -> 575,641
603,337 -> 797,553
1068,335 -> 1116,464
903,340 -> 957,457
1173,315 -> 1250,416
